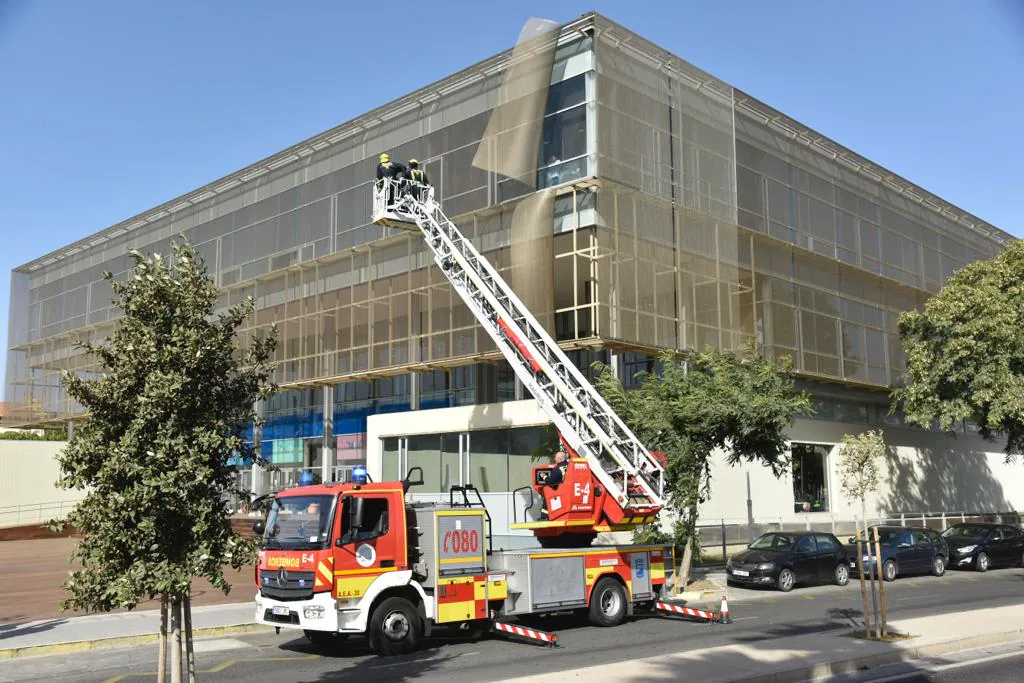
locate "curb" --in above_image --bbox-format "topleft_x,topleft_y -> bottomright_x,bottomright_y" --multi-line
730,627 -> 1024,683
0,622 -> 270,661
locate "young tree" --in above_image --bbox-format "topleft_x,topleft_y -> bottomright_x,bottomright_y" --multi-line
895,240 -> 1024,460
594,345 -> 812,547
53,239 -> 276,682
836,430 -> 885,531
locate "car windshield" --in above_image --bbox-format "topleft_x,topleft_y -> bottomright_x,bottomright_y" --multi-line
262,495 -> 335,551
942,524 -> 988,540
750,533 -> 794,550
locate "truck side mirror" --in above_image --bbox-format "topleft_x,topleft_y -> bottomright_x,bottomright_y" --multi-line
351,496 -> 367,531
403,466 -> 425,492
252,520 -> 265,536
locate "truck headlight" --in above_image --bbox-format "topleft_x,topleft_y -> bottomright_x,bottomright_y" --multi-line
303,605 -> 326,619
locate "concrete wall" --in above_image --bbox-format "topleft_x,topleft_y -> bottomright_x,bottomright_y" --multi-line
367,399 -> 1024,535
0,439 -> 83,527
697,416 -> 1024,525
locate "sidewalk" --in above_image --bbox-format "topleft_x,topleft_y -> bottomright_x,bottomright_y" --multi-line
0,602 -> 260,655
499,604 -> 1024,683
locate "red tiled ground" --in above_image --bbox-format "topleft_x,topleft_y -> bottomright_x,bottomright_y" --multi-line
0,537 -> 253,624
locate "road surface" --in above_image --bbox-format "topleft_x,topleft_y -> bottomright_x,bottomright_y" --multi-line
3,566 -> 1022,683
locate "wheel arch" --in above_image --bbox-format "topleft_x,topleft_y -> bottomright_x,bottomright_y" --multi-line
588,572 -> 633,616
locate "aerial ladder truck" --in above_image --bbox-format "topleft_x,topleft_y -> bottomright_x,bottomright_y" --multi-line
251,176 -> 705,656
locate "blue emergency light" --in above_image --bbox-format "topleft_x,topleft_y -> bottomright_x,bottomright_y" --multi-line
299,471 -> 315,486
351,465 -> 368,484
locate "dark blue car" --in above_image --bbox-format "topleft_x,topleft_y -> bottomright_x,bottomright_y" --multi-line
847,526 -> 948,581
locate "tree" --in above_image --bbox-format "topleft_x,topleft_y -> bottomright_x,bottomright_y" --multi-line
837,429 -> 885,531
594,345 -> 812,548
895,240 -> 1024,460
53,239 -> 276,682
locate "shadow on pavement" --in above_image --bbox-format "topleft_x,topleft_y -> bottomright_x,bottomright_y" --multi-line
0,619 -> 68,641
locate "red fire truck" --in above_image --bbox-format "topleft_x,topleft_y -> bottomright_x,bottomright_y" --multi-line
251,179 -> 687,655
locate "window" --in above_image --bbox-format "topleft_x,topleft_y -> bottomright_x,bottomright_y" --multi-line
914,532 -> 931,549
545,74 -> 586,115
815,534 -> 840,550
791,443 -> 831,512
794,536 -> 817,553
340,496 -> 389,544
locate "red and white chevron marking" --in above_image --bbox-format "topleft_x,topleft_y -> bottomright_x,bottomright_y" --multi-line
655,601 -> 716,621
493,621 -> 559,644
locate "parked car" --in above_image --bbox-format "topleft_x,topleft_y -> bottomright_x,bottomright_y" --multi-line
727,531 -> 850,592
941,523 -> 1024,571
846,526 -> 948,581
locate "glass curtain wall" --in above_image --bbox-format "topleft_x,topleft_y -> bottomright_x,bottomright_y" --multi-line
8,35 -> 596,423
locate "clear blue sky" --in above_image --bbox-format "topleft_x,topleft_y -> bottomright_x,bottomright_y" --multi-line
1,0 -> 1022,391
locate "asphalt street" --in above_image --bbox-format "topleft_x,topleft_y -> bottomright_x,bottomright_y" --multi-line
3,567 -> 1023,683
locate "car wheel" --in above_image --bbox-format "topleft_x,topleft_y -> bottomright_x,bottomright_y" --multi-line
834,563 -> 850,586
369,596 -> 422,657
883,559 -> 897,582
932,556 -> 946,577
777,568 -> 795,592
976,552 -> 990,572
589,577 -> 628,627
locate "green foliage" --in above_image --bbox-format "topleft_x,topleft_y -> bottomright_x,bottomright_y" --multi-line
0,428 -> 67,441
53,239 -> 277,613
895,240 -> 1024,459
632,519 -> 702,564
837,430 -> 885,503
595,345 -> 811,542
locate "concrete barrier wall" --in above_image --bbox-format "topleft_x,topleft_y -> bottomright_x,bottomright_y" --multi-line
0,440 -> 85,528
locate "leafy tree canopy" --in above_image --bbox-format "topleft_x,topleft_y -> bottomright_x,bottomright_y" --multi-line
55,240 -> 276,612
895,240 -> 1024,459
837,429 -> 884,503
594,345 -> 811,540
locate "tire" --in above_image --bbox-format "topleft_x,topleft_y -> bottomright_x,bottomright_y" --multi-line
368,597 -> 422,657
976,552 -> 990,573
834,563 -> 850,587
932,555 -> 946,577
777,568 -> 795,592
304,630 -> 348,648
883,559 -> 897,582
588,577 -> 628,627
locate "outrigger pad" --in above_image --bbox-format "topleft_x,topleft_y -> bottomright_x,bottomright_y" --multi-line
492,621 -> 560,648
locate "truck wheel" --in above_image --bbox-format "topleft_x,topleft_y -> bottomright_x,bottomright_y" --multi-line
589,578 -> 628,627
369,597 -> 422,656
303,630 -> 348,649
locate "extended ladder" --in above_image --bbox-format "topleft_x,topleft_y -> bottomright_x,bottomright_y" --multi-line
372,179 -> 665,516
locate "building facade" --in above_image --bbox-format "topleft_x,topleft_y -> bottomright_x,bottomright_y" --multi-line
5,13 -> 1016,537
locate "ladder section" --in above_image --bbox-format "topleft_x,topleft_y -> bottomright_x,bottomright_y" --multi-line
386,184 -> 665,512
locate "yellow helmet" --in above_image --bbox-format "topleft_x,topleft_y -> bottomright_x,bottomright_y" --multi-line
380,153 -> 390,163
408,158 -> 419,165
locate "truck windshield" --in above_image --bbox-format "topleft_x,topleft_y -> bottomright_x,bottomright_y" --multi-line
263,495 -> 335,551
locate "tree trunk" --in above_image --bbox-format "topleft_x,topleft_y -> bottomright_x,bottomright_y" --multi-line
158,594 -> 169,682
184,590 -> 196,683
171,598 -> 183,683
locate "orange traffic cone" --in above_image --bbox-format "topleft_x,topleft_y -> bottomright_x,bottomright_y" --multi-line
718,594 -> 733,624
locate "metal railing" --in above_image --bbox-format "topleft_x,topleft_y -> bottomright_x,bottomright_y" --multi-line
0,499 -> 82,528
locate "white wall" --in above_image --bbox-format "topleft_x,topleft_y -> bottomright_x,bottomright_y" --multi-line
0,439 -> 84,527
367,400 -> 1024,534
698,416 -> 1024,525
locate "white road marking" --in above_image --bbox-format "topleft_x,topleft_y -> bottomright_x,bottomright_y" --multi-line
731,616 -> 759,621
894,593 -> 940,601
191,638 -> 251,653
863,648 -> 1024,682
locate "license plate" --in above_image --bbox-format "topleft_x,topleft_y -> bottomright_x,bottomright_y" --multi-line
272,606 -> 290,617
732,569 -> 749,577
